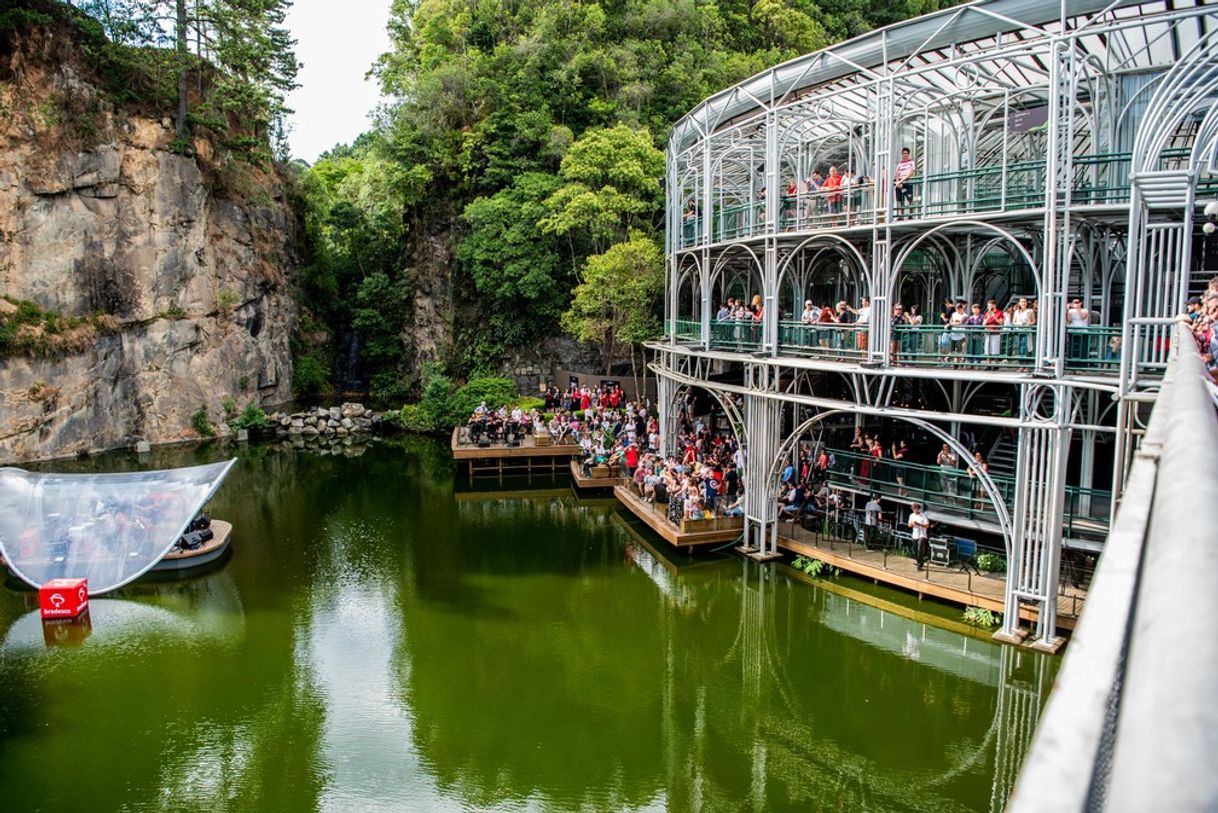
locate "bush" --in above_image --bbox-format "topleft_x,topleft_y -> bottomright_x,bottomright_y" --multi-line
399,403 -> 440,433
293,352 -> 330,398
229,403 -> 272,433
962,606 -> 1002,628
221,395 -> 238,417
975,552 -> 1006,573
369,370 -> 409,404
448,377 -> 517,424
516,396 -> 545,413
191,406 -> 216,438
791,555 -> 840,579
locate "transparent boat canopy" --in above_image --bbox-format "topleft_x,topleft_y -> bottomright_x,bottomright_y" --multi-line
0,459 -> 235,595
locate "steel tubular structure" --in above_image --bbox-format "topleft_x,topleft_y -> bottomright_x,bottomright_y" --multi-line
651,0 -> 1218,645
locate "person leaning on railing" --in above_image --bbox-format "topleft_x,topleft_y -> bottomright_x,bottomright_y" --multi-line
894,148 -> 916,219
890,303 -> 909,363
1183,288 -> 1218,380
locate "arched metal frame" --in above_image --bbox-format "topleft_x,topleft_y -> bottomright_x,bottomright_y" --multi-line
764,408 -> 1015,554
656,0 -> 1218,646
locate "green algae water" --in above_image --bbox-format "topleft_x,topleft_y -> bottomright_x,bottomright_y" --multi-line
0,437 -> 1056,812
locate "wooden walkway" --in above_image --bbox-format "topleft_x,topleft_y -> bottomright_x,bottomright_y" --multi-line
613,485 -> 743,548
777,522 -> 1084,632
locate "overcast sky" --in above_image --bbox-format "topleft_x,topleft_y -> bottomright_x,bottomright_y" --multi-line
284,1 -> 393,163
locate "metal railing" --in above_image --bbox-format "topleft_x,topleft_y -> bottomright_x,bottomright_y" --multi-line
810,447 -> 1110,537
1009,323 -> 1218,812
673,151 -> 1183,249
778,320 -> 867,360
671,318 -> 1124,377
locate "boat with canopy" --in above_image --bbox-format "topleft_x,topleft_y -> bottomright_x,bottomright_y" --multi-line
0,459 -> 235,595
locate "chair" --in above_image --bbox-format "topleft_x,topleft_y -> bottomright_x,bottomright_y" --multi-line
952,537 -> 982,574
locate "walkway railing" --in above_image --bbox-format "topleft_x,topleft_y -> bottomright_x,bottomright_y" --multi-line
1009,323 -> 1218,811
777,321 -> 867,360
671,319 -> 1125,376
674,151 -> 1153,249
812,447 -> 1110,538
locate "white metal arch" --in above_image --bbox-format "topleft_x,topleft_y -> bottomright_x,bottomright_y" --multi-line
762,408 -> 1015,557
888,220 -> 1042,308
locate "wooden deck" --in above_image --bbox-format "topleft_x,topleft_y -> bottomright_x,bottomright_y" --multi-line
613,485 -> 744,548
451,427 -> 581,482
569,459 -> 625,490
778,522 -> 1084,633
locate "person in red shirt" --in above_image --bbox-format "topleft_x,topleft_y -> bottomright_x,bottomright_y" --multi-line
580,389 -> 591,412
624,443 -> 639,477
822,166 -> 843,215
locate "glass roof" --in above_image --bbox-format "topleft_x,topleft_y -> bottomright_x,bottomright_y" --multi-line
0,460 -> 236,595
670,0 -> 1216,156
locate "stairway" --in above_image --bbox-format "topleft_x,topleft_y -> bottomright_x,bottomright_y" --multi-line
987,432 -> 1019,479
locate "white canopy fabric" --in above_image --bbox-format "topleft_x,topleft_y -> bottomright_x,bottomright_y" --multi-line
0,459 -> 235,595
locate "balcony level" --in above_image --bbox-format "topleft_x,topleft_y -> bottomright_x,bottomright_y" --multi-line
670,319 -> 1126,379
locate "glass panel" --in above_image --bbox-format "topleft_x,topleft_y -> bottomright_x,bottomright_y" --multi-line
0,459 -> 235,594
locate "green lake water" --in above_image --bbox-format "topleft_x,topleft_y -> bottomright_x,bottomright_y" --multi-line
0,437 -> 1057,812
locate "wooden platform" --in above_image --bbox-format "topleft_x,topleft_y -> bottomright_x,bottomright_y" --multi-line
569,459 -> 625,490
451,427 -> 581,482
778,523 -> 1082,633
613,485 -> 744,548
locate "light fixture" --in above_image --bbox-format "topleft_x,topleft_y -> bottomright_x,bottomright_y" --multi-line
1205,200 -> 1218,218
1205,221 -> 1217,235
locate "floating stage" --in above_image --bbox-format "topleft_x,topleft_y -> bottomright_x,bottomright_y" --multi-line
450,428 -> 581,483
612,485 -> 743,548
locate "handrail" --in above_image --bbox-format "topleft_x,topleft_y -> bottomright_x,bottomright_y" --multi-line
681,318 -> 1124,376
1009,322 -> 1218,811
799,446 -> 1110,536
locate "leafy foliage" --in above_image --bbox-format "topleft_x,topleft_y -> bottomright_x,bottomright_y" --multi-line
229,402 -> 273,432
448,377 -> 518,424
293,0 -> 953,392
975,552 -> 1007,573
458,172 -> 568,347
67,0 -> 299,156
962,606 -> 1002,629
791,555 -> 841,579
561,234 -> 663,374
191,405 -> 216,437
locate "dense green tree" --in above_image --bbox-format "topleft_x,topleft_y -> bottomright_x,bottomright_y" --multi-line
458,172 -> 568,347
561,234 -> 664,376
69,0 -> 298,153
300,0 -> 957,395
540,124 -> 665,258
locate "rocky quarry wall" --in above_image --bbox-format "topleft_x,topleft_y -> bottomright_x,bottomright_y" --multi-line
0,22 -> 297,464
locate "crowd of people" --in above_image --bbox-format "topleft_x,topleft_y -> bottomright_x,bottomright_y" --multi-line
1184,277 -> 1218,378
680,147 -> 920,246
706,292 -> 1117,366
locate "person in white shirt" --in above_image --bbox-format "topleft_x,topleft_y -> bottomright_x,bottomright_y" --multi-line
864,494 -> 882,547
800,300 -> 819,324
908,503 -> 930,570
1011,296 -> 1033,358
1066,297 -> 1091,361
855,296 -> 871,352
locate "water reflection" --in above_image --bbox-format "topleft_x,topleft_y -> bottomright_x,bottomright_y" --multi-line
1,568 -> 244,657
0,439 -> 1054,812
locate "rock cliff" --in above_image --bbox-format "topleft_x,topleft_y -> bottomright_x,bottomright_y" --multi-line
0,14 -> 297,463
